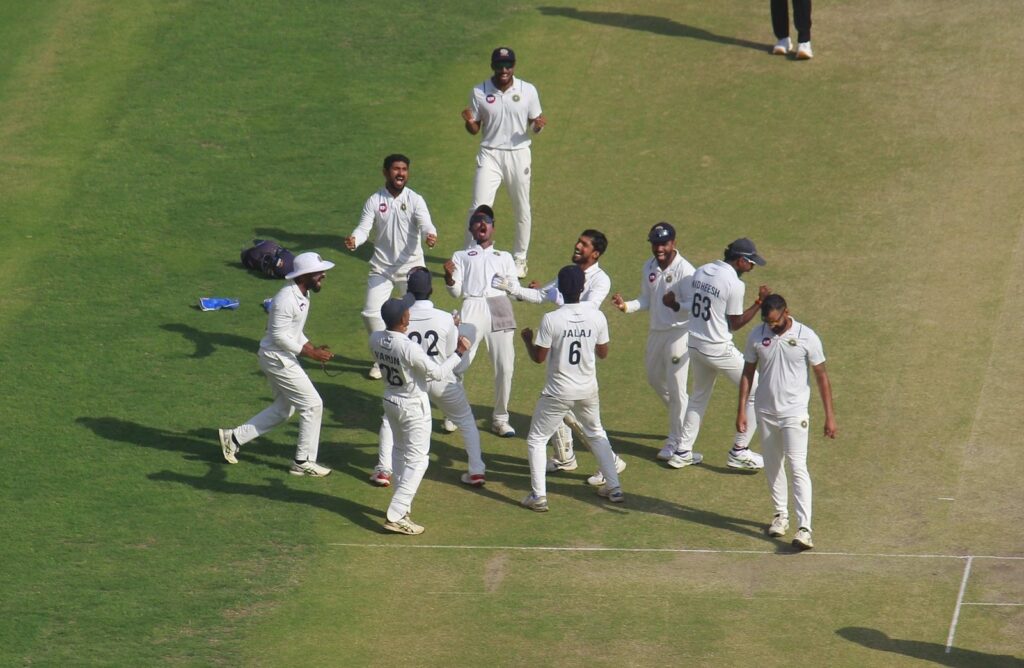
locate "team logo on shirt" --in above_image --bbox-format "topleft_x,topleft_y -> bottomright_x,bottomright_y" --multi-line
401,203 -> 407,211
800,420 -> 808,429
648,273 -> 657,283
486,94 -> 496,104
468,250 -> 478,256
379,202 -> 387,213
762,337 -> 772,347
512,94 -> 521,102
786,339 -> 797,346
665,274 -> 673,283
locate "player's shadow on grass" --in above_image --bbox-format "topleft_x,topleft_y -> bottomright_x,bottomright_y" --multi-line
537,7 -> 766,52
253,227 -> 351,255
836,627 -> 1024,667
149,467 -> 383,532
161,324 -> 259,359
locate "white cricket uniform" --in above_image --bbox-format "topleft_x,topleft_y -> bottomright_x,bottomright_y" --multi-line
622,253 -> 696,449
526,303 -> 620,498
446,244 -> 518,423
467,76 -> 542,262
376,300 -> 485,476
673,260 -> 759,450
512,262 -> 611,308
350,186 -> 436,333
744,318 -> 826,530
370,329 -> 462,523
232,283 -> 323,462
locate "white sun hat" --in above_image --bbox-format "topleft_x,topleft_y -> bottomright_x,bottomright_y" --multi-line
285,252 -> 335,280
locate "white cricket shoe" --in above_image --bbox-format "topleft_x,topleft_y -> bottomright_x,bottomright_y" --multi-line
289,460 -> 332,477
367,362 -> 383,380
384,514 -> 424,535
441,418 -> 458,433
772,37 -> 792,55
460,472 -> 486,487
515,258 -> 528,278
767,514 -> 790,537
521,493 -> 549,512
727,447 -> 764,470
597,486 -> 625,503
657,444 -> 676,461
369,466 -> 392,487
666,450 -> 704,469
546,455 -> 578,472
218,428 -> 238,464
491,421 -> 516,438
586,455 -> 627,486
793,527 -> 814,550
796,41 -> 813,60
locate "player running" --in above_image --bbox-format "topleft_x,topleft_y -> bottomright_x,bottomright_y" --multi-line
662,238 -> 770,471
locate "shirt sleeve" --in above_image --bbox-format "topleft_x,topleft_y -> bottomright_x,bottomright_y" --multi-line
446,253 -> 464,299
414,194 -> 436,238
534,313 -> 554,349
743,327 -> 761,364
726,279 -> 745,317
469,85 -> 481,119
528,83 -> 542,119
595,311 -> 610,345
626,269 -> 650,314
350,196 -> 375,248
586,272 -> 610,307
805,328 -> 826,366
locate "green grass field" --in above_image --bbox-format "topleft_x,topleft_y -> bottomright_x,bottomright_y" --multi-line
2,1 -> 1022,665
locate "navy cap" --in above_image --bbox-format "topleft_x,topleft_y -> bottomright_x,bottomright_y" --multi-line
726,238 -> 766,266
491,46 -> 516,65
648,222 -> 676,243
381,293 -> 415,329
557,264 -> 585,303
406,267 -> 433,299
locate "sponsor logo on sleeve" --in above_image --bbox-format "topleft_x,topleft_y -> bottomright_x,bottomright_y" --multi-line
486,94 -> 496,104
762,338 -> 772,347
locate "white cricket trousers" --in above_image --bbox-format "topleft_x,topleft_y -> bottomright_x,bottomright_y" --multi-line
645,328 -> 690,450
378,377 -> 485,475
383,394 -> 432,523
232,349 -> 323,462
458,297 -> 515,423
361,270 -> 408,334
526,394 -> 620,498
758,413 -> 812,530
469,147 -> 532,262
677,343 -> 758,450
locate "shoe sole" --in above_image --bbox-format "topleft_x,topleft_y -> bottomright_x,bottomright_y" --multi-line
290,468 -> 331,477
726,460 -> 764,471
667,455 -> 703,469
796,53 -> 812,60
370,478 -> 391,487
599,493 -> 625,503
493,431 -> 516,438
767,524 -> 789,537
792,538 -> 814,550
460,477 -> 486,487
218,429 -> 238,464
547,461 -> 578,472
772,47 -> 790,55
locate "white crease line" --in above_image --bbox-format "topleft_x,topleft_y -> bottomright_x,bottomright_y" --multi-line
328,543 -> 1024,561
946,556 -> 974,654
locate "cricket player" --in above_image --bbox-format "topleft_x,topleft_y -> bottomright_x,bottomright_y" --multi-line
370,294 -> 471,535
520,265 -> 623,511
662,238 -> 770,471
444,208 -> 519,437
611,222 -> 697,462
737,294 -> 837,551
492,229 -> 626,485
346,154 -> 437,379
218,252 -> 336,476
462,46 -> 546,278
370,267 -> 487,488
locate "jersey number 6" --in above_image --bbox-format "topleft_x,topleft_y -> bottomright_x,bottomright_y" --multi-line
691,294 -> 712,322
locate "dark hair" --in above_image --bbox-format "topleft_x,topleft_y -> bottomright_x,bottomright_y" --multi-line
406,266 -> 433,300
473,204 -> 494,218
383,154 -> 410,169
760,293 -> 787,317
580,229 -> 607,255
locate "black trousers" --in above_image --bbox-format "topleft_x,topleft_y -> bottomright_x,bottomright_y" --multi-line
771,0 -> 812,43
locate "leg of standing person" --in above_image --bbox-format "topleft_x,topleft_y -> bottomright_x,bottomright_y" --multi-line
793,0 -> 812,44
770,0 -> 790,40
485,328 -> 516,428
665,330 -> 691,455
503,149 -> 533,270
385,396 -> 433,523
466,148 -> 504,247
524,395 -> 571,502
370,415 -> 395,486
783,415 -> 813,531
432,380 -> 485,477
361,273 -> 396,334
759,413 -> 789,523
676,349 -> 718,452
572,395 -> 620,491
647,331 -> 674,459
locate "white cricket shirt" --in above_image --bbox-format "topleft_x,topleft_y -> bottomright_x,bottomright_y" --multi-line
446,244 -> 517,300
681,260 -> 746,352
517,263 -> 611,307
624,253 -> 696,331
407,300 -> 459,360
260,283 -> 310,357
743,318 -> 826,418
469,77 -> 542,150
350,186 -> 436,275
534,303 -> 610,401
369,330 -> 461,401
